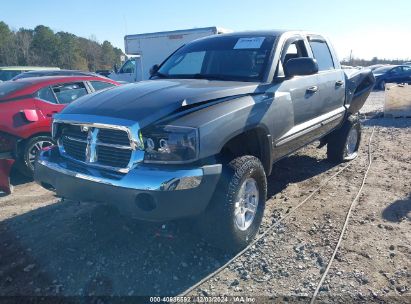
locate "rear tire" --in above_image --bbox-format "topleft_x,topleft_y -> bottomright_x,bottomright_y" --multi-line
197,155 -> 267,252
19,136 -> 54,177
379,80 -> 386,91
327,115 -> 361,162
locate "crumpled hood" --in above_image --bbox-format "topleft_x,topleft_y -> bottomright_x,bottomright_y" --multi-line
62,79 -> 263,127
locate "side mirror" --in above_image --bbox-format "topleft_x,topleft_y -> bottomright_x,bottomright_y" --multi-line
285,57 -> 319,77
149,64 -> 159,77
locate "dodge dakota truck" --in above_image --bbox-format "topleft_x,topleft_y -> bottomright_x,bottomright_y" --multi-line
35,31 -> 375,251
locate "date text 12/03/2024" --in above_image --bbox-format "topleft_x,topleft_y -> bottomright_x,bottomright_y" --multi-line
149,296 -> 256,303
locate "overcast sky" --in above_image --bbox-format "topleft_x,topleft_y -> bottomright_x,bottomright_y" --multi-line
1,0 -> 410,60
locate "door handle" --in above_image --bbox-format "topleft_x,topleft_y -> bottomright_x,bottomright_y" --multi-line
335,80 -> 344,87
306,86 -> 318,93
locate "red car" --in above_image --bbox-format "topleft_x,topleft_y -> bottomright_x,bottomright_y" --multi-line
0,76 -> 119,191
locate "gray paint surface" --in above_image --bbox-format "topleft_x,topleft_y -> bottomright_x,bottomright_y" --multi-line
53,30 -> 375,171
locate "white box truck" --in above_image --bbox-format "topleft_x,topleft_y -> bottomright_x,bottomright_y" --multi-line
108,27 -> 230,83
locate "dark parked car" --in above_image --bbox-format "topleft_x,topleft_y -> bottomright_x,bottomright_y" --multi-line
35,31 -> 375,251
367,64 -> 388,71
373,65 -> 411,90
11,69 -> 99,81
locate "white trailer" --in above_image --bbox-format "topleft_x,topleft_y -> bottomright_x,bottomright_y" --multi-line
108,27 -> 230,83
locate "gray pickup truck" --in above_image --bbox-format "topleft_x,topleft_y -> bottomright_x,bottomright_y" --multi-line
35,31 -> 374,251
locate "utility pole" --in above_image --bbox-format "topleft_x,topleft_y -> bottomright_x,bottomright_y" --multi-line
349,50 -> 353,66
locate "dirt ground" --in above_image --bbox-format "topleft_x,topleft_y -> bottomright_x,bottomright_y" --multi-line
0,92 -> 410,303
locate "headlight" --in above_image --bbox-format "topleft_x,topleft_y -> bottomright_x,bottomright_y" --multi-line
141,125 -> 199,163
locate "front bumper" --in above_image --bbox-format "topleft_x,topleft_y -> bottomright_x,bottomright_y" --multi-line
34,147 -> 222,221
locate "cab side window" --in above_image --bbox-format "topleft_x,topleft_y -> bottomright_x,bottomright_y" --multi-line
52,82 -> 88,104
309,40 -> 334,71
282,40 -> 308,65
277,38 -> 309,77
120,60 -> 136,74
36,86 -> 58,103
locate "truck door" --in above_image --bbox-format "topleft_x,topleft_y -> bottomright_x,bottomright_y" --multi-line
110,59 -> 136,83
272,36 -> 323,155
307,36 -> 345,134
280,37 -> 321,126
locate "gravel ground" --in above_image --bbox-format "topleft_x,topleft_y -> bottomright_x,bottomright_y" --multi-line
360,91 -> 384,116
0,92 -> 410,303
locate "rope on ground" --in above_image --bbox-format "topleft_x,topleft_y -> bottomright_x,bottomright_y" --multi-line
310,126 -> 376,304
179,156 -> 355,296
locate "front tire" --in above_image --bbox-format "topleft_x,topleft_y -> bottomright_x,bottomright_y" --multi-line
327,116 -> 361,162
19,136 -> 54,177
197,155 -> 267,252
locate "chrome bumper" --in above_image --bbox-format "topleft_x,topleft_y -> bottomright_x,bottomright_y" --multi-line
34,147 -> 222,221
37,158 -> 207,191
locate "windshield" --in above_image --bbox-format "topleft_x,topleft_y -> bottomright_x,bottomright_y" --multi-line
373,66 -> 394,74
0,82 -> 30,99
157,35 -> 276,82
0,70 -> 23,81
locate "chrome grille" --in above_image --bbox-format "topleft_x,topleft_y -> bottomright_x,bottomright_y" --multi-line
61,136 -> 87,162
58,123 -> 133,170
96,146 -> 132,168
98,129 -> 130,145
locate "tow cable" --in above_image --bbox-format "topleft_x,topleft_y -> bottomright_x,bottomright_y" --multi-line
310,126 -> 375,303
179,126 -> 376,298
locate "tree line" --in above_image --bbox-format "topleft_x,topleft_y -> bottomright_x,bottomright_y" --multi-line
341,56 -> 410,67
0,21 -> 125,71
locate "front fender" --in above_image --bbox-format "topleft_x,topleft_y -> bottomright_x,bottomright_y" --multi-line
198,94 -> 274,159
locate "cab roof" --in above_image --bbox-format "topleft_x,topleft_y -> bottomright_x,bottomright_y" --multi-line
215,30 -> 321,37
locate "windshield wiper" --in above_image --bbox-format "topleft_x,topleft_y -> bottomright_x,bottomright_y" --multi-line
191,73 -> 232,81
151,71 -> 170,79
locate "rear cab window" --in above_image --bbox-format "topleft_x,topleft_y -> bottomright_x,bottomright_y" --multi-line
51,82 -> 88,104
90,81 -> 116,92
308,38 -> 335,71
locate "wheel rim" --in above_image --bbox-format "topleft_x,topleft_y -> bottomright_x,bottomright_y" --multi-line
234,177 -> 259,231
27,140 -> 53,168
346,128 -> 358,157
